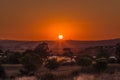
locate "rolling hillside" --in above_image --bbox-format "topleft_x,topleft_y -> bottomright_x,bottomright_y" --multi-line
0,39 -> 120,53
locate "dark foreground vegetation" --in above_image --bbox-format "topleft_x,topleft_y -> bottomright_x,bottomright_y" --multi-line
0,42 -> 120,80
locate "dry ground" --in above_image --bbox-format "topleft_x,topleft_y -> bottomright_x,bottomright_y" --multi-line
2,64 -> 120,80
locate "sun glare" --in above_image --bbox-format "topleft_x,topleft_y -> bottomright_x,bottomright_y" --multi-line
58,35 -> 63,40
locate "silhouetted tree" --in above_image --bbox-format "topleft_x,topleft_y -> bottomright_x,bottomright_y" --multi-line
109,57 -> 117,63
34,42 -> 50,59
0,50 -> 3,63
7,52 -> 22,64
0,50 -> 9,64
23,49 -> 33,54
0,49 -> 3,53
45,58 -> 60,71
20,53 -> 43,73
75,55 -> 92,67
116,43 -> 120,63
94,57 -> 108,73
63,48 -> 73,60
96,46 -> 110,59
4,49 -> 11,54
75,55 -> 92,73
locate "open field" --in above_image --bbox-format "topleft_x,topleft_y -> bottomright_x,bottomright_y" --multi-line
2,64 -> 80,80
2,64 -> 120,80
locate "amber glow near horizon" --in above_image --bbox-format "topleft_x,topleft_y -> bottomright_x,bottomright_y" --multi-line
39,19 -> 82,40
0,0 -> 120,41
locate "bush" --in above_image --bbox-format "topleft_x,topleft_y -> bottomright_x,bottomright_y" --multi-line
75,56 -> 92,67
109,58 -> 117,63
96,47 -> 110,59
34,42 -> 50,59
20,53 -> 43,74
94,57 -> 108,73
45,58 -> 60,71
115,43 -> 120,63
7,52 -> 22,64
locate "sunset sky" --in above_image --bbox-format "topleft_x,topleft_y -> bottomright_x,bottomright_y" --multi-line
0,0 -> 120,41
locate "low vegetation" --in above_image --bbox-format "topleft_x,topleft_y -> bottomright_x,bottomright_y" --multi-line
0,42 -> 120,80
0,64 -> 6,79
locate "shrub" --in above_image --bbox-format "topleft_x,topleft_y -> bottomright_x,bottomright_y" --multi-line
109,58 -> 117,63
94,57 -> 108,73
34,42 -> 50,59
45,58 -> 60,71
75,56 -> 92,67
20,53 -> 43,74
115,43 -> 120,63
7,52 -> 22,64
96,46 -> 110,59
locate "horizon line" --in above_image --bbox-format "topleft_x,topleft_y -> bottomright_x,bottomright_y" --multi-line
0,38 -> 120,42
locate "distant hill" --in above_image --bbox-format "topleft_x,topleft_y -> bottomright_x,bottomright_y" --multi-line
0,38 -> 120,52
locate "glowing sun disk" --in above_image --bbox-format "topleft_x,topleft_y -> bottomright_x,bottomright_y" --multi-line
58,35 -> 63,40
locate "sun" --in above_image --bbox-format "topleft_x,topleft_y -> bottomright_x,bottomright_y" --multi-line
58,35 -> 63,40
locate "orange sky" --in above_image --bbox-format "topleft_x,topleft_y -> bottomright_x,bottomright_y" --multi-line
0,0 -> 120,41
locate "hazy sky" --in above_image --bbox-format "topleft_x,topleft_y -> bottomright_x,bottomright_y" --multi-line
0,0 -> 120,40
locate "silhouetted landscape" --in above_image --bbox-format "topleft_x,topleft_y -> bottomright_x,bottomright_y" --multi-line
0,38 -> 120,80
1,0 -> 120,80
0,38 -> 120,52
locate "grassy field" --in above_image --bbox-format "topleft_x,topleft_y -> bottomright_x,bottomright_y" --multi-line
2,64 -> 120,80
2,64 -> 80,80
2,64 -> 23,77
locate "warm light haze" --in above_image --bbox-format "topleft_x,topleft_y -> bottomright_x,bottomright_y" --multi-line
0,0 -> 120,41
